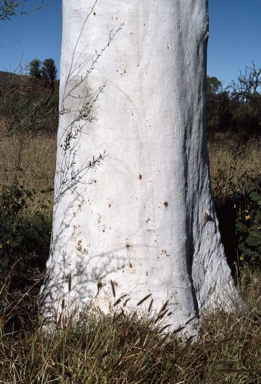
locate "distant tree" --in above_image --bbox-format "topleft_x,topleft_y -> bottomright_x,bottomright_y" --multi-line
29,58 -> 42,79
227,62 -> 261,136
41,58 -> 57,92
228,62 -> 261,102
206,76 -> 232,132
206,65 -> 261,137
0,0 -> 51,21
28,57 -> 58,92
207,76 -> 222,96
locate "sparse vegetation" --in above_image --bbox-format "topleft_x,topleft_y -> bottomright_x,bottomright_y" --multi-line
0,71 -> 260,383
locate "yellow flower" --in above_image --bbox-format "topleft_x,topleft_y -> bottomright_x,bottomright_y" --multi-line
240,255 -> 244,261
245,215 -> 250,221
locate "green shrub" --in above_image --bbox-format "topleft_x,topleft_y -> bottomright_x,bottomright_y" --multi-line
0,184 -> 51,330
0,183 -> 51,266
212,160 -> 261,272
0,184 -> 33,253
235,177 -> 261,269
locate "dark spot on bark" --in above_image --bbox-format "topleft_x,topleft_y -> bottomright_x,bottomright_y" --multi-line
164,202 -> 169,207
96,281 -> 103,296
93,12 -> 96,15
108,204 -> 111,208
138,174 -> 142,180
126,244 -> 131,248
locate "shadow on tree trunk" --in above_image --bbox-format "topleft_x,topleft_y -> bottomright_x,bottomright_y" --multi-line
216,199 -> 238,276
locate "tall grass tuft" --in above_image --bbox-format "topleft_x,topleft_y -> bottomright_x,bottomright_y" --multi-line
0,276 -> 260,383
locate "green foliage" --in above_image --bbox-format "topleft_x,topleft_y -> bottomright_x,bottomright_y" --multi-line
210,141 -> 261,273
207,76 -> 222,95
41,58 -> 57,83
207,63 -> 261,138
206,77 -> 232,133
0,183 -> 51,259
0,184 -> 51,330
235,177 -> 261,268
0,183 -> 32,253
233,92 -> 261,135
28,58 -> 42,79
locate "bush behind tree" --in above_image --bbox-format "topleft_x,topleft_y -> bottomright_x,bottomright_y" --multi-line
207,63 -> 261,139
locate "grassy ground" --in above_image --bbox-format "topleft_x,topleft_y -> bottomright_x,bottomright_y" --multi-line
0,126 -> 260,383
0,126 -> 56,217
208,132 -> 261,199
0,269 -> 260,383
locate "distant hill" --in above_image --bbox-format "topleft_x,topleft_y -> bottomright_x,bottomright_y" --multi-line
0,71 -> 59,94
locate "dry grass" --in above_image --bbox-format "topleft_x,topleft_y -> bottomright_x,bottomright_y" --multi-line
208,132 -> 261,199
0,125 -> 260,214
0,129 -> 260,383
0,127 -> 56,216
1,128 -> 260,211
0,276 -> 260,384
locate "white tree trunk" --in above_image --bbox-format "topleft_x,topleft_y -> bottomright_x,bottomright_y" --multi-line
40,0 -> 240,336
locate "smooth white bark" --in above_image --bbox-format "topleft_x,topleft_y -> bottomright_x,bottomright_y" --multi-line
41,0 -> 240,335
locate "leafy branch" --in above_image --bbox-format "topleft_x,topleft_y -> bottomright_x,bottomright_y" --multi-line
0,0 -> 52,21
55,1 -> 123,205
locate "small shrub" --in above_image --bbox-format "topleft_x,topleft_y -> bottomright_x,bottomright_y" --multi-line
0,184 -> 51,331
235,177 -> 261,269
0,184 -> 33,254
209,135 -> 261,272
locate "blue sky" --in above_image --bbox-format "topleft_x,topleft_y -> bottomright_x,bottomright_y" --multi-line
208,0 -> 261,87
1,0 -> 261,88
0,0 -> 61,74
